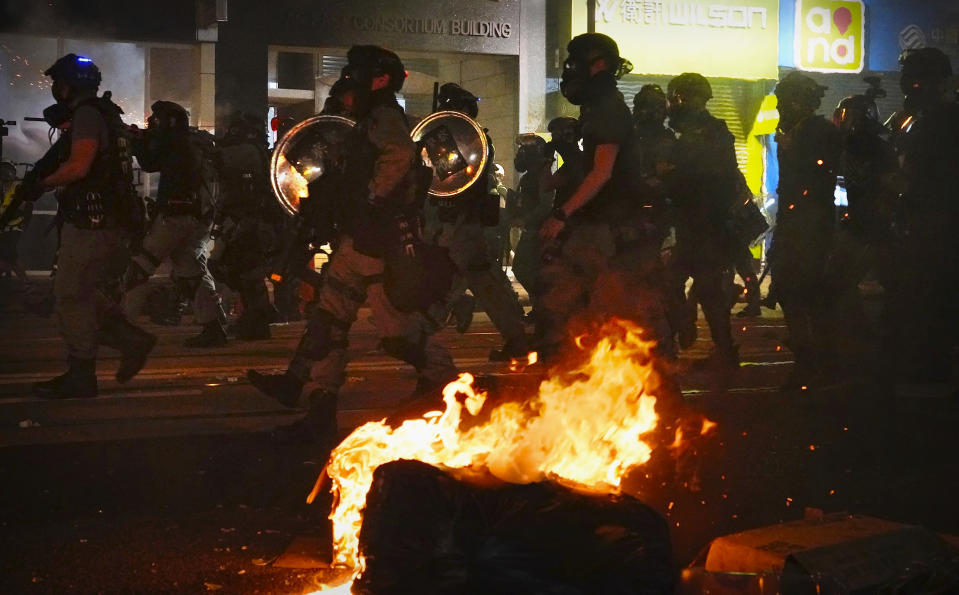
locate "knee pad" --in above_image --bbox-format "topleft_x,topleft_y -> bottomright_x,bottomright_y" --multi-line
380,336 -> 428,370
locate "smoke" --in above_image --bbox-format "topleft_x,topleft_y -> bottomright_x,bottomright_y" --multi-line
0,34 -> 145,170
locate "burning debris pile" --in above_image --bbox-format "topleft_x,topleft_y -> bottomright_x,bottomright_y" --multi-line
308,319 -> 715,592
353,459 -> 673,594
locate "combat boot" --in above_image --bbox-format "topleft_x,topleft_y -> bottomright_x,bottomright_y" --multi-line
488,335 -> 531,362
247,370 -> 304,408
99,315 -> 157,383
271,390 -> 338,445
33,357 -> 98,399
450,293 -> 475,334
184,320 -> 228,348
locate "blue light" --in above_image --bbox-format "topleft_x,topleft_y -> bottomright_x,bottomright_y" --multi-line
77,56 -> 93,63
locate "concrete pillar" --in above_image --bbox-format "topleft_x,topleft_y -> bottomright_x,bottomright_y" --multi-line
519,0 -> 547,134
197,42 -> 216,131
214,2 -> 268,133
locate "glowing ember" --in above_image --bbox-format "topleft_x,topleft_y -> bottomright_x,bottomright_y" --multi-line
308,318 -> 710,582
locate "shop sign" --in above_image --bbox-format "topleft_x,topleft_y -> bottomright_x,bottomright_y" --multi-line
277,0 -> 520,56
794,0 -> 865,73
572,0 -> 780,79
750,94 -> 780,136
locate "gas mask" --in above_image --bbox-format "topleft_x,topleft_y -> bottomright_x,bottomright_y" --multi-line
560,56 -> 596,106
666,93 -> 695,130
900,76 -> 943,114
634,102 -> 667,129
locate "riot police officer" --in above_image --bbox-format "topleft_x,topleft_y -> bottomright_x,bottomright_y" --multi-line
212,112 -> 278,340
247,46 -> 457,443
632,84 -> 675,183
29,54 -> 156,398
425,82 -> 528,360
123,100 -> 227,347
663,73 -> 740,368
771,71 -> 841,388
887,48 -> 959,387
537,33 -> 649,358
509,133 -> 553,318
831,81 -> 898,293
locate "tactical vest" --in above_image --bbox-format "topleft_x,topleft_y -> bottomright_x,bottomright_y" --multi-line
60,97 -> 136,229
161,129 -> 218,219
216,139 -> 270,220
341,97 -> 417,256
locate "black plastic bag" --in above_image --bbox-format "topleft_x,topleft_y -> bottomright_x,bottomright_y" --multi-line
354,460 -> 673,595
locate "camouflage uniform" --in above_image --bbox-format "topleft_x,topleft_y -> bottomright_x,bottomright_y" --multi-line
250,90 -> 457,413
426,137 -> 527,356
124,120 -> 224,342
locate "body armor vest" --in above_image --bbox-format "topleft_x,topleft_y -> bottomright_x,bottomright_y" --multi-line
60,97 -> 135,229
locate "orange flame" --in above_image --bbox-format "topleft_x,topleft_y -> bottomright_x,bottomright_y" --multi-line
310,319 -> 685,577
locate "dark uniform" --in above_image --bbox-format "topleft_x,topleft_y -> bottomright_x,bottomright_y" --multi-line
211,113 -> 278,340
424,83 -> 528,360
247,46 -> 457,443
124,101 -> 226,347
509,134 -> 553,312
31,54 -> 155,399
887,48 -> 959,385
539,34 -> 667,355
831,89 -> 898,294
771,72 -> 841,387
664,73 -> 740,366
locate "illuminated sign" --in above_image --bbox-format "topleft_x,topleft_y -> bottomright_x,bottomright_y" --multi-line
572,0 -> 780,79
750,94 -> 779,136
794,0 -> 865,73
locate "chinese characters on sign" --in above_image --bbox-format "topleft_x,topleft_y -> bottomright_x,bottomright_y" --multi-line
572,0 -> 779,79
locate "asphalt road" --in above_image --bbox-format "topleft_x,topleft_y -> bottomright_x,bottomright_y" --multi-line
0,280 -> 956,594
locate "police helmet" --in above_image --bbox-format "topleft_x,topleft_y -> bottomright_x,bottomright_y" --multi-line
547,116 -> 582,144
565,33 -> 633,81
633,84 -> 668,123
44,53 -> 102,90
899,47 -> 953,81
774,71 -> 826,110
899,47 -> 953,100
437,83 -> 479,119
514,133 -> 548,172
667,73 -> 712,104
566,33 -> 632,78
344,45 -> 407,92
833,94 -> 879,133
150,100 -> 190,129
634,84 -> 667,109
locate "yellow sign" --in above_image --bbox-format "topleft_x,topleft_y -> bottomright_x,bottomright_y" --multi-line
572,0 -> 780,80
750,94 -> 779,136
794,0 -> 865,73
